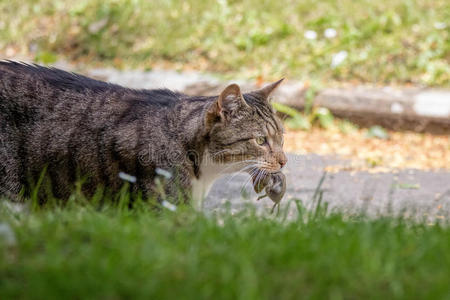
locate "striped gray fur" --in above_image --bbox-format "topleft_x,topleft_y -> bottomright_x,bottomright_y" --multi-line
0,61 -> 286,204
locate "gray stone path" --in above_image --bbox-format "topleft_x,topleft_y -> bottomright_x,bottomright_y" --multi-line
205,154 -> 450,219
86,67 -> 450,133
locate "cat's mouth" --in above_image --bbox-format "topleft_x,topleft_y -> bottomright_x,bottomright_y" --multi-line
254,164 -> 283,174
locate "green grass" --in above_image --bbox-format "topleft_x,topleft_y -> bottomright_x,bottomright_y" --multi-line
1,0 -> 449,86
1,197 -> 450,299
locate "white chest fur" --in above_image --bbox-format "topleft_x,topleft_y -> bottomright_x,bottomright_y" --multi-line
190,151 -> 252,210
190,159 -> 224,210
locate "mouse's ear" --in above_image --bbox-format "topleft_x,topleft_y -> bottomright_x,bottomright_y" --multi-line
253,78 -> 284,101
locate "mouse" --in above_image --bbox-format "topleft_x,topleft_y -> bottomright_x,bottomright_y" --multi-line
256,172 -> 286,214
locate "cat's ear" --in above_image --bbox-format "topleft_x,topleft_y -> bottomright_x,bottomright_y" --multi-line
207,83 -> 249,122
218,83 -> 249,113
254,78 -> 284,101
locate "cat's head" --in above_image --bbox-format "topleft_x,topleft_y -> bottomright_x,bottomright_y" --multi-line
204,80 -> 287,177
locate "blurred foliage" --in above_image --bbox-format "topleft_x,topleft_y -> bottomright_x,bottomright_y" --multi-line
312,107 -> 334,129
366,125 -> 390,139
394,183 -> 421,189
34,51 -> 58,64
0,0 -> 449,86
337,119 -> 359,134
272,102 -> 311,130
273,102 -> 346,132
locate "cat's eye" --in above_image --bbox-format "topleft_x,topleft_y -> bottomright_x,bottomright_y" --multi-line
255,136 -> 267,145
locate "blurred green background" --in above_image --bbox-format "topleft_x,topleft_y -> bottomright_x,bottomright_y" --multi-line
1,0 -> 449,86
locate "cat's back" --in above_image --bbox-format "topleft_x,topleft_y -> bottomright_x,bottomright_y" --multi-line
0,61 -> 182,119
0,60 -> 123,104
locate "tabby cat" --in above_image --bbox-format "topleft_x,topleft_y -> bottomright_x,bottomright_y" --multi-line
0,61 -> 286,208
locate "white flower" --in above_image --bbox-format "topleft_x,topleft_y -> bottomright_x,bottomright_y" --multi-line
331,50 -> 348,68
324,28 -> 337,38
434,22 -> 446,30
0,223 -> 16,247
118,172 -> 137,183
161,200 -> 177,211
155,168 -> 172,179
304,30 -> 317,40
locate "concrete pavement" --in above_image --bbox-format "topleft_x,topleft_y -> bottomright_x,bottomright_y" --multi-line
205,154 -> 450,220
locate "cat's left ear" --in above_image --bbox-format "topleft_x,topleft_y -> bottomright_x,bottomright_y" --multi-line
206,83 -> 249,124
254,78 -> 284,101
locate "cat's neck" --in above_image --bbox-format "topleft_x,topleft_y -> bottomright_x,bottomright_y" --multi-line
171,97 -> 212,139
167,98 -> 220,210
167,97 -> 215,175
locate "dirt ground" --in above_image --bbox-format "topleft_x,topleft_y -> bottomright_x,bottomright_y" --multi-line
284,127 -> 450,172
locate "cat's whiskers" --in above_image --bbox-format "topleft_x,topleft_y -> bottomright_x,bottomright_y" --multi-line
223,164 -> 259,186
240,173 -> 256,194
242,166 -> 269,193
254,168 -> 265,187
222,159 -> 270,182
215,159 -> 261,176
240,166 -> 264,193
237,161 -> 272,189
